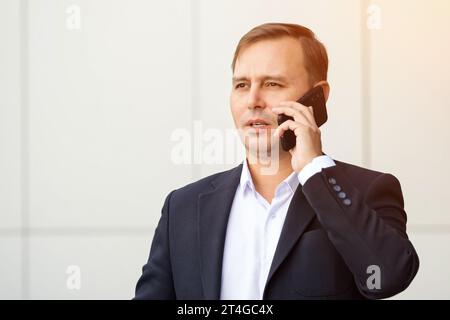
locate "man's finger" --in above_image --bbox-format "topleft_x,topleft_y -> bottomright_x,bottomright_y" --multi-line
273,119 -> 306,138
273,104 -> 316,126
279,102 -> 316,125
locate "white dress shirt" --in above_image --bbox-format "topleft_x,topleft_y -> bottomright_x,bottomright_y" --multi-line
220,155 -> 336,300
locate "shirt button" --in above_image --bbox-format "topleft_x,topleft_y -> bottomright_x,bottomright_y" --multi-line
338,191 -> 346,199
343,198 -> 352,206
328,177 -> 336,185
333,185 -> 342,192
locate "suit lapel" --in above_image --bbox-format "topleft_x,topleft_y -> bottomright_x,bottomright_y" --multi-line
198,164 -> 242,299
263,185 -> 316,298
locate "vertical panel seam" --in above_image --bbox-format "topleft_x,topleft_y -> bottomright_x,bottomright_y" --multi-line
361,0 -> 372,168
190,0 -> 201,180
19,0 -> 29,300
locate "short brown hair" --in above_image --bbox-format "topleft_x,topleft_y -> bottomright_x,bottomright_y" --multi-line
231,23 -> 328,85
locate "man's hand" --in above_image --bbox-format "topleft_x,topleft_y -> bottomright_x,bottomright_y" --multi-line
272,101 -> 323,173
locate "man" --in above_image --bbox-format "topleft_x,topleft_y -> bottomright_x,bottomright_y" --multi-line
134,23 -> 419,300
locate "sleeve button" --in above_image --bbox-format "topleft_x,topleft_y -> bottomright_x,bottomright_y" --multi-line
343,198 -> 352,206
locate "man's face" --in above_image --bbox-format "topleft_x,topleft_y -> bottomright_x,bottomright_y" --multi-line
230,36 -> 311,157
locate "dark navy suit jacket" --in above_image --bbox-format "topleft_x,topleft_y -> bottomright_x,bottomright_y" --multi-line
134,159 -> 419,299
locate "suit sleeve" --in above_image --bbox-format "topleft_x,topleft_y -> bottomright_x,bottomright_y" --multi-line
301,166 -> 419,299
133,190 -> 176,299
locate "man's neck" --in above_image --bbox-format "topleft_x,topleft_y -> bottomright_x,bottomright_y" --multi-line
246,153 -> 293,203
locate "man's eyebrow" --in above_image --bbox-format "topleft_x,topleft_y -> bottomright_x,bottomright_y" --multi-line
232,75 -> 289,83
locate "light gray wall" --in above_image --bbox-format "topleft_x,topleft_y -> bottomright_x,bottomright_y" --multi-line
0,0 -> 449,299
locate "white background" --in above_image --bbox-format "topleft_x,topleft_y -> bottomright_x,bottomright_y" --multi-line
1,0 -> 449,299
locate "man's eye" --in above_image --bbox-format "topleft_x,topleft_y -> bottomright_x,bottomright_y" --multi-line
235,83 -> 246,89
266,82 -> 280,87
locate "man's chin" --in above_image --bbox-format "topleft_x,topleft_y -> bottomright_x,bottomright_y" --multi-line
245,140 -> 281,160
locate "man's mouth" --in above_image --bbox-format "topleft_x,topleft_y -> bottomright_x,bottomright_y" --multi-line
246,118 -> 272,128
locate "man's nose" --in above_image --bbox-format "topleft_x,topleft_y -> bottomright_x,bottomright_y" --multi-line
246,87 -> 267,110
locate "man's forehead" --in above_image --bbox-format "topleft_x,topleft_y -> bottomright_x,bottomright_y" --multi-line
233,38 -> 306,82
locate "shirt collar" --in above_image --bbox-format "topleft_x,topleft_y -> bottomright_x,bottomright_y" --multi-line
283,169 -> 300,194
240,158 -> 255,195
240,159 -> 299,196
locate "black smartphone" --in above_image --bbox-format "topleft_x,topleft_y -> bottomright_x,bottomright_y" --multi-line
277,85 -> 327,151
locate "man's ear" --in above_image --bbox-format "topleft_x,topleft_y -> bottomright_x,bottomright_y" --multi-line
313,80 -> 330,103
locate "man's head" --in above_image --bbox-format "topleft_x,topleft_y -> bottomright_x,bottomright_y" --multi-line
230,23 -> 330,161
